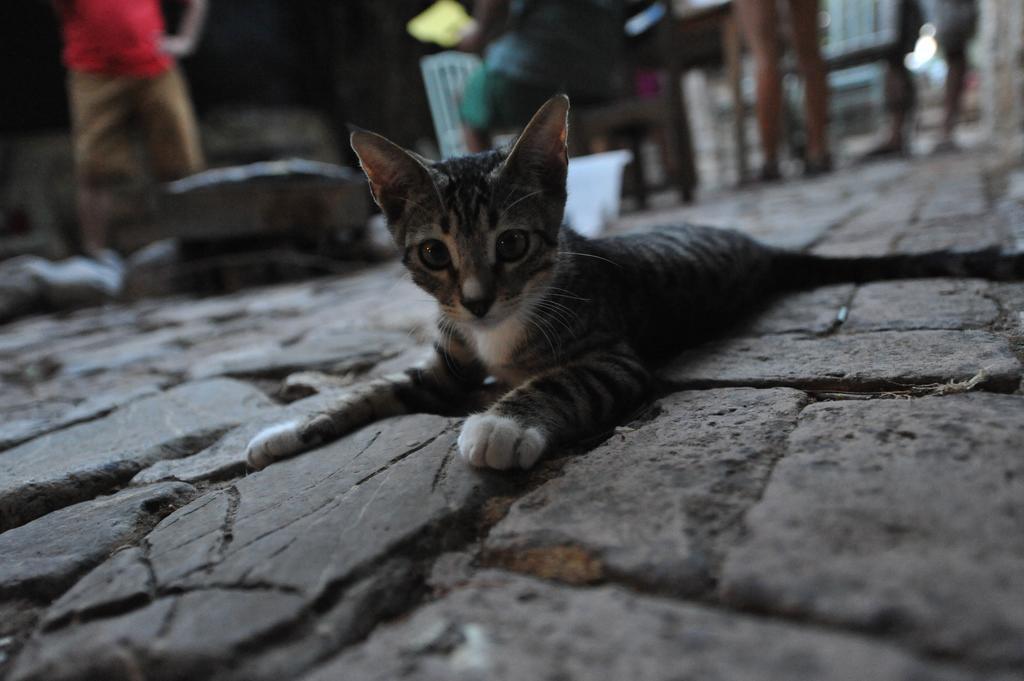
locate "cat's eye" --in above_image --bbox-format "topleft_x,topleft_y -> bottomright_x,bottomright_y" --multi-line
419,239 -> 450,270
496,230 -> 529,263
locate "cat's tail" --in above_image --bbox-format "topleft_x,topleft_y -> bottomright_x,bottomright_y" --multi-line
771,247 -> 1024,290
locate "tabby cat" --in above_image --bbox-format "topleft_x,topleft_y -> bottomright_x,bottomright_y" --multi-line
247,95 -> 1021,472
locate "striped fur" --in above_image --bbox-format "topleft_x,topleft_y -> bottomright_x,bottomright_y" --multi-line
247,95 -> 1022,471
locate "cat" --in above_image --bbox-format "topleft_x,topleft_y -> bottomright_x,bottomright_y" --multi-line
246,95 -> 1022,472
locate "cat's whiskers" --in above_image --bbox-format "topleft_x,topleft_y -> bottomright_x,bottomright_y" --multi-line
528,286 -> 582,322
515,292 -> 566,357
536,312 -> 576,342
545,292 -> 590,304
436,315 -> 459,376
527,316 -> 560,360
519,285 -> 579,332
537,296 -> 579,319
532,297 -> 578,329
545,286 -> 590,302
559,251 -> 621,267
532,306 -> 577,345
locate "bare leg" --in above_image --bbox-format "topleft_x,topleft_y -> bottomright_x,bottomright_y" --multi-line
787,0 -> 830,165
887,61 -> 913,150
864,61 -> 912,157
941,48 -> 967,144
735,0 -> 782,178
76,183 -> 115,257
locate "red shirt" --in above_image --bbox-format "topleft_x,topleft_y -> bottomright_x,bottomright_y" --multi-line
57,0 -> 176,77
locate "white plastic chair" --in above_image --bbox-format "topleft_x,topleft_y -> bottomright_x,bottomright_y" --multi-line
823,0 -> 900,62
420,51 -> 483,159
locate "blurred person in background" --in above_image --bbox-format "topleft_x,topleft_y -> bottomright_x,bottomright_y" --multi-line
456,0 -> 625,152
866,0 -> 977,157
58,0 -> 208,263
0,0 -> 208,323
735,0 -> 831,181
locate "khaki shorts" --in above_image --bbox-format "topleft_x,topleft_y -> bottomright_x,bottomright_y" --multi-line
69,66 -> 205,185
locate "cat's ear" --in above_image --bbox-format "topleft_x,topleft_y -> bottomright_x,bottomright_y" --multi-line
350,129 -> 442,243
500,94 -> 570,197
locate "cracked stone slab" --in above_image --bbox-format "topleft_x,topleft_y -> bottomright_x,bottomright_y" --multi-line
0,419 -> 54,453
0,382 -> 165,451
0,379 -> 38,412
0,483 -> 195,603
302,573 -> 977,681
746,201 -> 865,251
185,328 -> 413,380
237,287 -> 327,316
12,415 -> 516,681
485,389 -> 808,595
720,393 -> 1024,668
228,558 -> 425,681
843,189 -> 919,230
0,308 -> 143,360
0,398 -> 73,440
54,325 -> 218,377
0,601 -> 38,677
841,279 -> 1000,332
130,389 -> 354,485
1001,198 -> 1024,252
915,173 -> 988,222
146,414 -> 484,591
811,217 -> 904,257
11,589 -> 306,681
737,285 -> 853,336
141,295 -> 252,327
661,329 -> 1022,392
895,213 -> 1011,254
0,379 -> 274,532
41,546 -> 153,629
304,263 -> 436,334
989,282 -> 1024,332
0,368 -> 166,412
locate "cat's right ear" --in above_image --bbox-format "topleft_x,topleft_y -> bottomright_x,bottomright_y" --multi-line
350,129 -> 441,244
500,94 -> 570,197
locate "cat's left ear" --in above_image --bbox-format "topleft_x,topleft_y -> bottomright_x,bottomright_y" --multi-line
350,129 -> 442,244
500,94 -> 570,199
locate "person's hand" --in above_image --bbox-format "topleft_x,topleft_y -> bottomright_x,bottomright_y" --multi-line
160,34 -> 196,58
456,22 -> 487,54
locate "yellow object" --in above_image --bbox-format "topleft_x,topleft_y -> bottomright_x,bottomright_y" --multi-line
407,0 -> 474,48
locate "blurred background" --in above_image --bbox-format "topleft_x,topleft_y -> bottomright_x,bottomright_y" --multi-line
0,0 -> 1021,311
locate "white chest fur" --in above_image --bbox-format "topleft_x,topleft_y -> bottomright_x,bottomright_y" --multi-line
464,315 -> 528,383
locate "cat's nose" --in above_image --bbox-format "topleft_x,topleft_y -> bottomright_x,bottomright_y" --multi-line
462,297 -> 494,318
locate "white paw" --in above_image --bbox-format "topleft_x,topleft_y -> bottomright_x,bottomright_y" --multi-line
246,419 -> 313,470
457,414 -> 547,470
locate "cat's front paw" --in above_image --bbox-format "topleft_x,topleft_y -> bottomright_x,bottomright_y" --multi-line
246,417 -> 326,470
457,414 -> 547,470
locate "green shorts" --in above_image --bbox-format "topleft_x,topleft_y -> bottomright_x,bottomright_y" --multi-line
459,66 -> 560,132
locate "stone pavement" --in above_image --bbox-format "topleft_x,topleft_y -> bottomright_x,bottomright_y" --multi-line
1,149 -> 1023,681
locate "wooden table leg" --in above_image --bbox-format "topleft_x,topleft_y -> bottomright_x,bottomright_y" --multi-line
723,12 -> 748,185
624,127 -> 649,209
660,24 -> 698,203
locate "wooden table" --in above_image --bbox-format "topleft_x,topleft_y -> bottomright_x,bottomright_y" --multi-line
572,0 -> 748,203
668,0 -> 749,185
